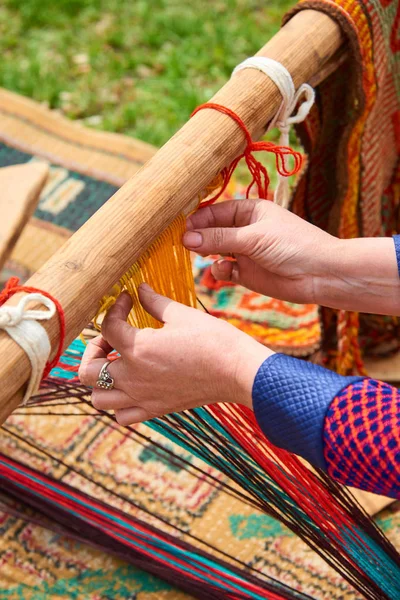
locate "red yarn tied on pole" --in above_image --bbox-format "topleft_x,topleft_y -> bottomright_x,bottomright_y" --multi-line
0,277 -> 65,379
191,102 -> 303,207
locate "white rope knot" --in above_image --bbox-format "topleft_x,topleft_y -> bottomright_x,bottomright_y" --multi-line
232,57 -> 315,208
0,293 -> 55,405
0,293 -> 55,328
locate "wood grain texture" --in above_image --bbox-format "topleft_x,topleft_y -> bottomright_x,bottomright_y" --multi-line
0,162 -> 48,270
0,10 -> 343,423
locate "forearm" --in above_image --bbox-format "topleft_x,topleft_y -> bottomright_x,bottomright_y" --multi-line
315,237 -> 400,314
251,355 -> 400,499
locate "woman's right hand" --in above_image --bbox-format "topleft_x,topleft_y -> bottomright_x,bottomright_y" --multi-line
183,199 -> 337,306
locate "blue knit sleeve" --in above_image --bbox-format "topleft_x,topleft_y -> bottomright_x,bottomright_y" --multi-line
393,235 -> 400,277
251,354 -> 362,469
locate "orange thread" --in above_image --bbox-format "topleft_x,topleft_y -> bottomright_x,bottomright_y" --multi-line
192,102 -> 303,206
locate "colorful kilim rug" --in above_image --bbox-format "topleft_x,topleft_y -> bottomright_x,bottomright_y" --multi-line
194,255 -> 321,357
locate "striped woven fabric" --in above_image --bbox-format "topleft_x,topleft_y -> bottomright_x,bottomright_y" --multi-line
286,0 -> 400,373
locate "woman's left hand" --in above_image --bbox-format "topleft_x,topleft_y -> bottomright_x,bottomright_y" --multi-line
79,284 -> 272,426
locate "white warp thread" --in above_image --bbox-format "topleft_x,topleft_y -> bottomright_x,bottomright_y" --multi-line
232,57 -> 315,208
0,293 -> 56,405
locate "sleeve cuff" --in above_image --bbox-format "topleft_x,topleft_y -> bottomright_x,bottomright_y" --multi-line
393,235 -> 400,277
252,354 -> 362,469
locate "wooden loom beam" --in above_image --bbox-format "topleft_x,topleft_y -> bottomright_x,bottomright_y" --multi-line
0,9 -> 344,424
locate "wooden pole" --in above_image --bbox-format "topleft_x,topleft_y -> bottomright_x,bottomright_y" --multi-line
0,9 -> 343,423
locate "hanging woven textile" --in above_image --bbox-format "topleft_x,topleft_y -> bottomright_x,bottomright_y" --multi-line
1,1 -> 400,599
286,0 -> 400,374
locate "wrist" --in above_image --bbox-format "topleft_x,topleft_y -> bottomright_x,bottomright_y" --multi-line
305,235 -> 342,305
233,340 -> 274,409
313,237 -> 400,314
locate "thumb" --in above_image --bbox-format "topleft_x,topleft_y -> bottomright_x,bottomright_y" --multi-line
183,226 -> 252,256
139,283 -> 192,324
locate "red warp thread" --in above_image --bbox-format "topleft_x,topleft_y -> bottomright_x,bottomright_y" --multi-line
191,102 -> 304,207
0,277 -> 66,379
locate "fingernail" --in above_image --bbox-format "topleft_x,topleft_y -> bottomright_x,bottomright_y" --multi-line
117,291 -> 131,303
186,216 -> 194,231
183,231 -> 203,248
216,259 -> 229,270
215,259 -> 233,275
139,283 -> 151,292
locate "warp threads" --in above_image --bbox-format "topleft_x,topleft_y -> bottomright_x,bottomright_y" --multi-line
94,214 -> 196,329
15,334 -> 400,599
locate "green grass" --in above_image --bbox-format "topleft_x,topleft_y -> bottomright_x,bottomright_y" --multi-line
0,0 -> 295,147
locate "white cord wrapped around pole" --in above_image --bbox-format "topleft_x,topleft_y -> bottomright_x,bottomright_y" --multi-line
0,293 -> 55,404
232,57 -> 315,208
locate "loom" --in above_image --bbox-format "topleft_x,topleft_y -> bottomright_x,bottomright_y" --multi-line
0,5 -> 400,600
0,8 -> 347,419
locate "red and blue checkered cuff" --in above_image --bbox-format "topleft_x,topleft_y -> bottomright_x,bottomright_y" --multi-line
323,379 -> 400,499
393,235 -> 400,277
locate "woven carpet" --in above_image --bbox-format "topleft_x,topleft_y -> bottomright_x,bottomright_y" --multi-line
0,85 -> 399,600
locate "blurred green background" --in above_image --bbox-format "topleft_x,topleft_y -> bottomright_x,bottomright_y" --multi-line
0,0 -> 295,147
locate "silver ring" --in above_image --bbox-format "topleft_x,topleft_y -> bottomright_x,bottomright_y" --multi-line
96,361 -> 114,390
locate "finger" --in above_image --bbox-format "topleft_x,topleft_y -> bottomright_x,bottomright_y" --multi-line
102,292 -> 137,353
211,259 -> 241,284
79,356 -> 124,389
81,335 -> 113,363
212,255 -> 302,300
211,256 -> 270,293
186,199 -> 258,230
138,283 -> 193,324
79,336 -> 112,384
91,388 -> 134,411
183,224 -> 253,256
115,406 -> 149,426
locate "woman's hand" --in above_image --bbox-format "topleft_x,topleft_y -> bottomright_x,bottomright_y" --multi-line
184,199 -> 400,315
184,199 -> 336,305
79,285 -> 273,426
